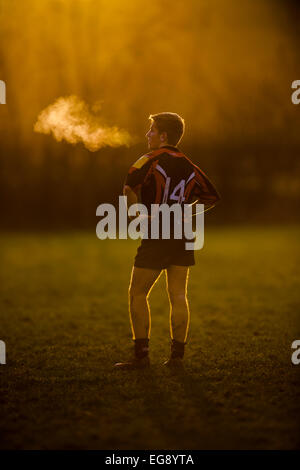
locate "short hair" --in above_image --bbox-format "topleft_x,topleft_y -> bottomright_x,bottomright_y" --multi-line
149,112 -> 185,146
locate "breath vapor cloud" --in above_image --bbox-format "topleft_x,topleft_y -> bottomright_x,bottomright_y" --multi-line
34,95 -> 133,151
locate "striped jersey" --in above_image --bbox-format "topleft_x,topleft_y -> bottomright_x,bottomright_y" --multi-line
125,145 -> 220,211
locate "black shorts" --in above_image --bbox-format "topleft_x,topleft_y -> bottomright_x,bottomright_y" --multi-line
134,238 -> 195,270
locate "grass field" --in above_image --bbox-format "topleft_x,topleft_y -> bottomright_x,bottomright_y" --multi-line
0,226 -> 300,450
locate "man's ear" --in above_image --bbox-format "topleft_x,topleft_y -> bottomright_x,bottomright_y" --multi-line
160,131 -> 167,142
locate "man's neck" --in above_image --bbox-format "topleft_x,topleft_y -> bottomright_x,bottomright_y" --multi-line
150,143 -> 177,151
159,142 -> 169,148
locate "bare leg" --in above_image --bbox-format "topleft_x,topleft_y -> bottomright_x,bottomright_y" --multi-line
166,265 -> 190,343
129,266 -> 162,339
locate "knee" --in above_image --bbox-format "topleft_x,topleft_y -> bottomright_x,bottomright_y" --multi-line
129,284 -> 148,302
168,289 -> 186,304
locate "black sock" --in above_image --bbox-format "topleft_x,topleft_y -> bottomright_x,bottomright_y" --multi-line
134,338 -> 149,359
171,339 -> 186,359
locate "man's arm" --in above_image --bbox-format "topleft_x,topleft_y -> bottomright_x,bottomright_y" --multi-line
123,184 -> 138,207
123,154 -> 153,221
188,198 -> 219,217
192,164 -> 221,212
123,185 -> 138,220
123,184 -> 152,223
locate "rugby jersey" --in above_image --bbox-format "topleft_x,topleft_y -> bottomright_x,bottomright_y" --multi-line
124,145 -> 220,211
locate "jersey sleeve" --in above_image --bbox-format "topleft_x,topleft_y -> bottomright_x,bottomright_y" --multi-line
124,155 -> 152,195
191,164 -> 221,208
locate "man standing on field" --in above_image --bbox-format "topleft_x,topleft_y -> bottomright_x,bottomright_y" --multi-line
114,112 -> 220,369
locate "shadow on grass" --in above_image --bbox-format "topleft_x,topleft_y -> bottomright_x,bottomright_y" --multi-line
111,363 -> 238,449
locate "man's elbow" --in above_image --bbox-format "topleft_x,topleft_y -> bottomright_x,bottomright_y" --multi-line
209,187 -> 221,205
123,185 -> 139,207
203,191 -> 221,206
202,192 -> 221,212
209,193 -> 221,209
123,185 -> 131,196
123,185 -> 138,200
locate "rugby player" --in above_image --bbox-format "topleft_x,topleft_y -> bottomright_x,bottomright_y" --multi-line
114,112 -> 220,369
